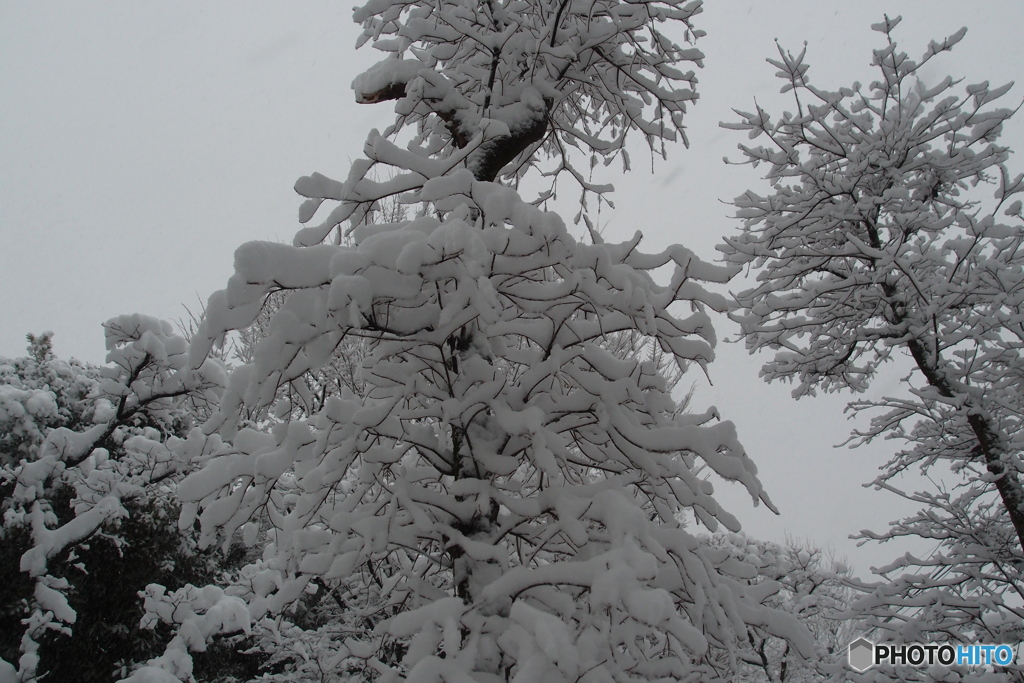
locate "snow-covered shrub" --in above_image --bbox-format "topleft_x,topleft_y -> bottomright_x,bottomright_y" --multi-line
0,321 -> 226,682
0,333 -> 97,469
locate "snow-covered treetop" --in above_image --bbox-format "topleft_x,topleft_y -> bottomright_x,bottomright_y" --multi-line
720,19 -> 1024,666
295,0 -> 706,243
0,333 -> 98,469
720,18 -> 1022,398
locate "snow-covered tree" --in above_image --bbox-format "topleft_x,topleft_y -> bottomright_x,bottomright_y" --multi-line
130,2 -> 816,681
721,17 -> 1024,678
290,0 -> 705,236
0,321 -> 225,682
0,334 -> 97,471
703,534 -> 856,682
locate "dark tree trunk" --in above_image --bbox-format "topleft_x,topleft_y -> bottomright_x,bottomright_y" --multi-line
357,82 -> 549,183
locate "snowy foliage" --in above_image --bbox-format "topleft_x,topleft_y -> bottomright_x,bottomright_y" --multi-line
0,322 -> 225,682
167,178 -> 814,681
703,534 -> 856,682
721,17 -> 1024,679
0,334 -> 97,470
294,0 -> 706,241
129,1 -> 820,681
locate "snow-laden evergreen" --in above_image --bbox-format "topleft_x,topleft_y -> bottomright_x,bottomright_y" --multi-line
0,324 -> 225,682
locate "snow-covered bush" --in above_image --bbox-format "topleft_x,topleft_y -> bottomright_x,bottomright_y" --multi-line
0,333 -> 97,469
0,321 -> 226,682
130,2 -> 815,681
721,17 -> 1024,678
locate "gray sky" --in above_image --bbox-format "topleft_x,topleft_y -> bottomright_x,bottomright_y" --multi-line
3,0 -> 1022,574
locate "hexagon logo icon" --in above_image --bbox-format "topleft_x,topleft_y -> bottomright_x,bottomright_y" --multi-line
848,637 -> 875,671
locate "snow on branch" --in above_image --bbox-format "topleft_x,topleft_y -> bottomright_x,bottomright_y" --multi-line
722,19 -> 1024,667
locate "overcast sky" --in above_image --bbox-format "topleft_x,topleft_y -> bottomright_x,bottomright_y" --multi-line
3,1 -> 1022,574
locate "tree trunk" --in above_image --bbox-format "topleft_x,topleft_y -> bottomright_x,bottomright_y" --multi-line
357,82 -> 549,183
905,337 -> 1024,556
